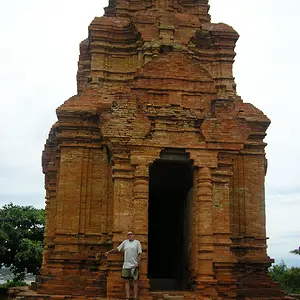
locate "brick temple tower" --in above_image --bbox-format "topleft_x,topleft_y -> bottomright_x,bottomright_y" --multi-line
35,0 -> 284,299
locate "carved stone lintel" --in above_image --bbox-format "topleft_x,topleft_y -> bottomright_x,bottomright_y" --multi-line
189,149 -> 218,168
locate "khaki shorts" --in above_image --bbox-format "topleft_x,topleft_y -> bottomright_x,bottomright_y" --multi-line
121,268 -> 139,280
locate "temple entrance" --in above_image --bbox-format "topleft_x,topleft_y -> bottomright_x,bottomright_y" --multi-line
148,151 -> 193,290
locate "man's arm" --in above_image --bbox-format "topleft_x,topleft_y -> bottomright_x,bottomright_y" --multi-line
105,248 -> 118,257
136,253 -> 142,267
136,241 -> 142,267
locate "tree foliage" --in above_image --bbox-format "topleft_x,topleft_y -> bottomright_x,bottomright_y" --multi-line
269,261 -> 300,294
290,247 -> 300,256
0,203 -> 44,280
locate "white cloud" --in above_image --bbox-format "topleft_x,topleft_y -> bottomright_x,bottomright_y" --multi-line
0,0 -> 103,203
266,193 -> 300,265
210,0 -> 300,264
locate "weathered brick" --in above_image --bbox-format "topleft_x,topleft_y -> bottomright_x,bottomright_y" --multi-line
30,1 -> 284,300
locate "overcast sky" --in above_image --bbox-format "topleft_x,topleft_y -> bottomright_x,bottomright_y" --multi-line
0,0 -> 299,267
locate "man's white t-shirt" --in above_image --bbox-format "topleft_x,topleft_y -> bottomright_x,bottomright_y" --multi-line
117,239 -> 142,269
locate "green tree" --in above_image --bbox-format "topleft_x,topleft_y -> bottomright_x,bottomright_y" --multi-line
269,260 -> 288,284
269,261 -> 300,294
290,247 -> 300,255
0,203 -> 44,280
282,267 -> 300,294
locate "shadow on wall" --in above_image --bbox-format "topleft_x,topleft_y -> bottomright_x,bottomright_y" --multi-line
0,289 -> 8,300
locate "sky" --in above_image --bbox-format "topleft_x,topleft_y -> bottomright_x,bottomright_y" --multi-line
0,0 -> 299,267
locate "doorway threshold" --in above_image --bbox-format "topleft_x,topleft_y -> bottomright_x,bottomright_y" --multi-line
150,291 -> 198,300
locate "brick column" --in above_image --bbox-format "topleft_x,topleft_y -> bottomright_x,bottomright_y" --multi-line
107,161 -> 134,298
195,167 -> 218,297
133,164 -> 151,297
212,167 -> 237,299
133,164 -> 148,234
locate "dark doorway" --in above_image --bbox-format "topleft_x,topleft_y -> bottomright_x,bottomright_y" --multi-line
148,153 -> 193,291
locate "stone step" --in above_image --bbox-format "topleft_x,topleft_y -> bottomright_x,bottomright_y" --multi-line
163,296 -> 184,300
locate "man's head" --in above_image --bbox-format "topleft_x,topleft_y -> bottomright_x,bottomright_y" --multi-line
127,231 -> 134,241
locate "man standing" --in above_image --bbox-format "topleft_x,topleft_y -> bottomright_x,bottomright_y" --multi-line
105,231 -> 142,300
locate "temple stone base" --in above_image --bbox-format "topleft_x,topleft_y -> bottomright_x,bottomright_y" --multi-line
11,286 -> 289,300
